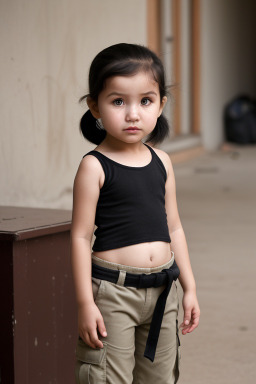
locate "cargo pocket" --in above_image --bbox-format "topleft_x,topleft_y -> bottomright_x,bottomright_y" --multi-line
174,320 -> 181,384
75,338 -> 107,384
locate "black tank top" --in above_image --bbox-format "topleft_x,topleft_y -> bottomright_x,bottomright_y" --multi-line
84,144 -> 171,252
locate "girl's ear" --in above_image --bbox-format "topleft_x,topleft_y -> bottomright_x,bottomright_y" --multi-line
87,97 -> 101,119
158,96 -> 167,117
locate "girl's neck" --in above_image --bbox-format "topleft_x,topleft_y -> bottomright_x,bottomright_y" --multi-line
98,136 -> 146,154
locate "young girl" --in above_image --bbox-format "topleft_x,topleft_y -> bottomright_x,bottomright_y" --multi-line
71,43 -> 200,384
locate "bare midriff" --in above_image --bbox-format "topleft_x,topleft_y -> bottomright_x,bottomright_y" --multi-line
92,241 -> 172,268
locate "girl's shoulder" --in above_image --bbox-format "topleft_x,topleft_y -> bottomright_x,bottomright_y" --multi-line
150,146 -> 173,175
80,150 -> 103,171
74,151 -> 104,187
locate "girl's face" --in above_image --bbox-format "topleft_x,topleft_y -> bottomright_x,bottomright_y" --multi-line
88,71 -> 167,144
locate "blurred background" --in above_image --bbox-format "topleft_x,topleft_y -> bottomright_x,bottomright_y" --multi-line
1,0 -> 256,383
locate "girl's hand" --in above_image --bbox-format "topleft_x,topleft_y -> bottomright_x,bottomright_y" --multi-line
180,290 -> 200,335
78,302 -> 107,349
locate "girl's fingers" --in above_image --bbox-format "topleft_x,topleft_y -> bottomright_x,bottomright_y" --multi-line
83,332 -> 95,348
79,329 -> 102,349
183,310 -> 192,327
97,317 -> 107,338
180,311 -> 200,334
89,328 -> 104,349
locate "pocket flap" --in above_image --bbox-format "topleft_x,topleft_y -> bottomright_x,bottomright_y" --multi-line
76,339 -> 107,365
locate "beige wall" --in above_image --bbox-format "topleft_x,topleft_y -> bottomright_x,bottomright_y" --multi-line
0,0 -> 147,210
200,0 -> 256,151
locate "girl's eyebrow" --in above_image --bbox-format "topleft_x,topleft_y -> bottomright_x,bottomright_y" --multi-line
106,91 -> 158,98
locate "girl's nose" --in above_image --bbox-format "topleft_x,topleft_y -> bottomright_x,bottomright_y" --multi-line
125,105 -> 139,122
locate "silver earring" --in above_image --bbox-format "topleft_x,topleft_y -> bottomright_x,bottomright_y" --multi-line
96,118 -> 104,130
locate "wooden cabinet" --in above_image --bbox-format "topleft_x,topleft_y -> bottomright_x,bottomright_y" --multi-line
0,207 -> 77,383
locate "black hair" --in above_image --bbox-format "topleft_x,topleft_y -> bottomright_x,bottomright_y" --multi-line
79,43 -> 170,145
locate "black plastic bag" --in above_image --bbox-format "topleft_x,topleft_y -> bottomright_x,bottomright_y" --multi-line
224,95 -> 256,144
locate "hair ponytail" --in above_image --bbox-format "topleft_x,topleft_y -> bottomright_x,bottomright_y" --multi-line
146,114 -> 169,145
80,109 -> 106,145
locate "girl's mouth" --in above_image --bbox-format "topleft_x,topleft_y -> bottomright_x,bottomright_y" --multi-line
124,127 -> 141,132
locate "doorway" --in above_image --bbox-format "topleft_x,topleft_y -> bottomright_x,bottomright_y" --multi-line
147,0 -> 201,149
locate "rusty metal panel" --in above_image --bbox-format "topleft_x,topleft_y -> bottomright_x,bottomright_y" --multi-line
0,207 -> 77,384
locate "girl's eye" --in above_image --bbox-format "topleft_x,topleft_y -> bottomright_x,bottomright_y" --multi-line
113,99 -> 124,106
141,98 -> 151,106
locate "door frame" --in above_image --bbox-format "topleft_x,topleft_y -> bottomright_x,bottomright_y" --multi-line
147,0 -> 201,135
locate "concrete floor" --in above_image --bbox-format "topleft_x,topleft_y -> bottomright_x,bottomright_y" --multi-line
171,144 -> 256,384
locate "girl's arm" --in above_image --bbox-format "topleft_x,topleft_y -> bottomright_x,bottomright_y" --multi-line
155,149 -> 200,335
71,155 -> 107,348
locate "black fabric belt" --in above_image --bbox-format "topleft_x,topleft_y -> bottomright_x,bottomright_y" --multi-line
91,260 -> 180,362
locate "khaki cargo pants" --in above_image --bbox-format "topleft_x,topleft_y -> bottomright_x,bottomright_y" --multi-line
75,254 -> 180,384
